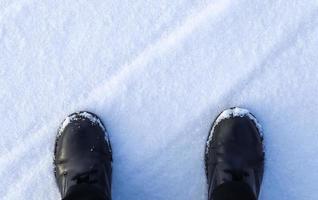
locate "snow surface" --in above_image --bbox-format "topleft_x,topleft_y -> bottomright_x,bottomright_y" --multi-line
1,0 -> 318,199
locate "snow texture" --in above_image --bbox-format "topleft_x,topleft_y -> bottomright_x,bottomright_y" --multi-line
1,0 -> 318,199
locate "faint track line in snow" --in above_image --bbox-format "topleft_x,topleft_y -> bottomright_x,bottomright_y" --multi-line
217,8 -> 318,104
81,0 -> 231,107
0,0 -> 231,181
97,8 -> 318,174
2,4 -> 318,197
3,2 -> 318,185
2,3 -> 318,189
0,125 -> 54,178
2,154 -> 52,199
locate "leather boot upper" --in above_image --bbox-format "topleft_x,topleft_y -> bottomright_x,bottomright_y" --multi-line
54,112 -> 112,199
205,108 -> 264,199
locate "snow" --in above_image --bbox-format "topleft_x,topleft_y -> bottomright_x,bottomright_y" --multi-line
206,107 -> 263,154
1,0 -> 318,199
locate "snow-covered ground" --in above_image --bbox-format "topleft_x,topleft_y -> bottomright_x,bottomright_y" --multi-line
1,0 -> 318,199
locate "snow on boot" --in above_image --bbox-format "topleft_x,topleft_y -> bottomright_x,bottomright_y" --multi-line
54,111 -> 112,200
205,107 -> 264,200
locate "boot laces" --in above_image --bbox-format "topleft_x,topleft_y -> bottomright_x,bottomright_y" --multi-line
72,169 -> 98,184
223,169 -> 249,181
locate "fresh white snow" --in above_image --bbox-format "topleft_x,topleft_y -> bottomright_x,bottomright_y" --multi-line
1,0 -> 318,199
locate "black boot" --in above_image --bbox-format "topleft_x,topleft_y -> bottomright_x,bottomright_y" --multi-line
205,107 -> 264,200
54,111 -> 112,200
